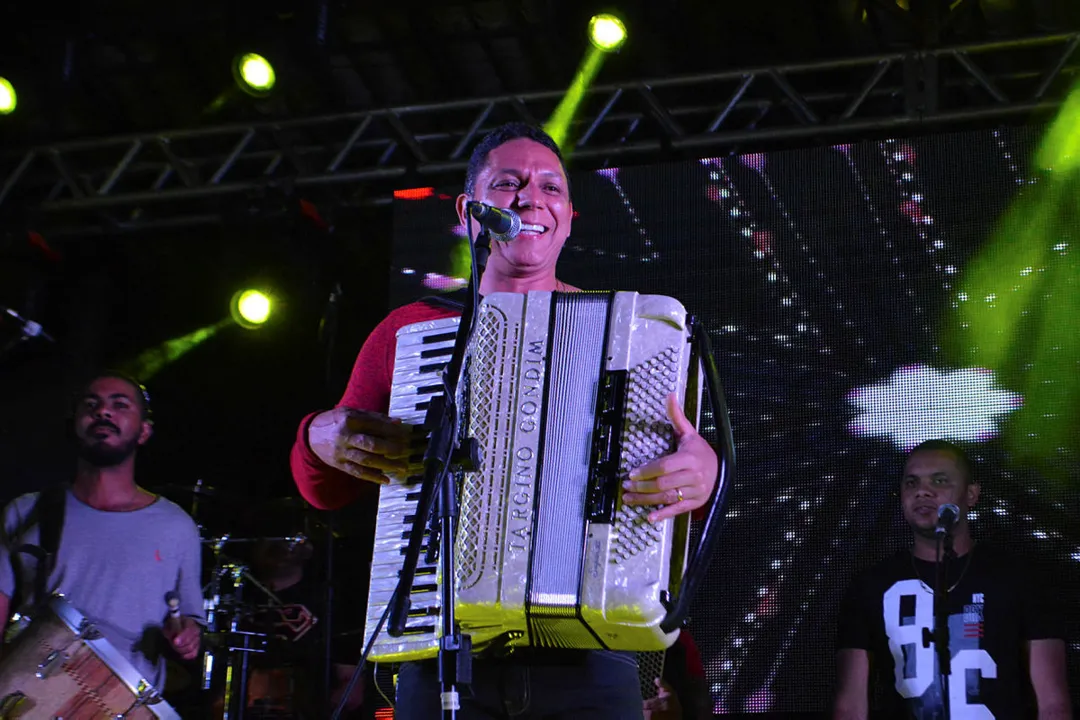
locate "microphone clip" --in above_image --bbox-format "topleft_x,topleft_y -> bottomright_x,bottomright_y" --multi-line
2,307 -> 55,343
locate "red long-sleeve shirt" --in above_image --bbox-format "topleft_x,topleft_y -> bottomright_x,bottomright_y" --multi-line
289,300 -> 459,510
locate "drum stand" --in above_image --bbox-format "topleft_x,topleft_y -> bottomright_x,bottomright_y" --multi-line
203,539 -> 260,720
202,535 -> 306,720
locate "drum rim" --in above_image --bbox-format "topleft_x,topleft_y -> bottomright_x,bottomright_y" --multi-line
48,594 -> 182,720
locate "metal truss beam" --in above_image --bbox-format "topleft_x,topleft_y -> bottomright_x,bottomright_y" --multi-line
2,31 -> 1078,234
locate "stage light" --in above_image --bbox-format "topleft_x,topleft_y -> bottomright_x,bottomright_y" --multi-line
0,78 -> 16,115
547,14 -> 625,147
231,289 -> 272,329
234,53 -> 276,96
949,79 -> 1080,472
588,14 -> 627,52
545,47 -> 606,149
121,320 -> 232,381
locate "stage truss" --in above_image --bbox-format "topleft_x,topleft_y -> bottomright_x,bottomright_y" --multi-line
1,31 -> 1077,234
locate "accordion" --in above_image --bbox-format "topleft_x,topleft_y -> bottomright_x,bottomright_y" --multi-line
364,291 -> 699,663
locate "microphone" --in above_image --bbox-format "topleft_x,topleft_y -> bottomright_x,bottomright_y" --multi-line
467,202 -> 521,241
1,306 -> 54,343
935,503 -> 960,535
165,591 -> 182,633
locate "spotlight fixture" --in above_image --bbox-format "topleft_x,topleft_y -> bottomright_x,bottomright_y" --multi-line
233,53 -> 276,96
588,14 -> 627,52
0,77 -> 16,115
231,289 -> 273,329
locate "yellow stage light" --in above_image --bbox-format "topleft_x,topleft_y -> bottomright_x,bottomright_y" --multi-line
0,78 -> 17,115
235,53 -> 276,95
231,289 -> 272,329
588,14 -> 627,52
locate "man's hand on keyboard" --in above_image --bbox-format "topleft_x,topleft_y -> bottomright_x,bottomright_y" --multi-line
308,407 -> 416,484
620,393 -> 719,523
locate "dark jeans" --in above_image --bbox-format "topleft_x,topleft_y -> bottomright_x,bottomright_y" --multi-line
394,649 -> 644,719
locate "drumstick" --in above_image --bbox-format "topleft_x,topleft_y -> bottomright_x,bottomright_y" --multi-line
164,591 -> 183,634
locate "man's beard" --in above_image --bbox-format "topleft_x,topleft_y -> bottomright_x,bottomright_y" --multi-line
78,434 -> 140,467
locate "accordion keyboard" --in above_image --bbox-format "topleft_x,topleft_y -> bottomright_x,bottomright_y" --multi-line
365,316 -> 462,659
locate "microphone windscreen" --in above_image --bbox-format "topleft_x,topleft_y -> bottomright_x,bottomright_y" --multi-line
937,503 -> 960,520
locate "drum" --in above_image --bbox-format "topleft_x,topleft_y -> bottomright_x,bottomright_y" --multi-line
0,594 -> 180,720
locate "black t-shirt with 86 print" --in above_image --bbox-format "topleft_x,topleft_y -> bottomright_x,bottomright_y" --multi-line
837,544 -> 1065,719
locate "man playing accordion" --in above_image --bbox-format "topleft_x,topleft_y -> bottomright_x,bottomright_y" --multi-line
289,122 -> 719,720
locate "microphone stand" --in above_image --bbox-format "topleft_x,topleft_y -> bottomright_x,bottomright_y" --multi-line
933,527 -> 954,718
384,227 -> 490,719
0,325 -> 36,360
322,511 -> 336,717
1,307 -> 54,360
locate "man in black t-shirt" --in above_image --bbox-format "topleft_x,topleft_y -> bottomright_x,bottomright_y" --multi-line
832,440 -> 1071,720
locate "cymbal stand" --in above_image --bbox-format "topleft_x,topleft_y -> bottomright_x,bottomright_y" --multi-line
201,536 -> 262,720
220,559 -> 269,720
203,535 -> 314,720
190,478 -> 205,534
201,535 -> 230,693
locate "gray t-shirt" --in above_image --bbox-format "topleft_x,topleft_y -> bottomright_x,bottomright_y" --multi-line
0,488 -> 204,689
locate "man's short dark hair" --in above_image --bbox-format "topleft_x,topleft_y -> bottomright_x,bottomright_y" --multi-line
76,370 -> 153,422
906,439 -> 976,484
463,122 -> 570,197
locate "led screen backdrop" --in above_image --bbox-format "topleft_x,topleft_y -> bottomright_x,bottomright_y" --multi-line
389,126 -> 1080,714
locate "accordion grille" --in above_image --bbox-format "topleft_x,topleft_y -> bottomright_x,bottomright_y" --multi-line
458,304 -> 515,590
612,347 -> 681,562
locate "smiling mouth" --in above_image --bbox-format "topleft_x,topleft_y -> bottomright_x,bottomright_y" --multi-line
518,223 -> 548,236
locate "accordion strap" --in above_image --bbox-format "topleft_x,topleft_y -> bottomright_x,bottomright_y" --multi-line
660,318 -> 736,633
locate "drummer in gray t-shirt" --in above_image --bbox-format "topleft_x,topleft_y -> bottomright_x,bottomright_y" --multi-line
0,372 -> 203,689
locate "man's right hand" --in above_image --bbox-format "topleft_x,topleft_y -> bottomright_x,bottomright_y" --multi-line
307,408 -> 416,484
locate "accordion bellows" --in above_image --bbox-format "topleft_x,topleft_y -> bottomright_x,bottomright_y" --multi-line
365,291 -> 697,662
